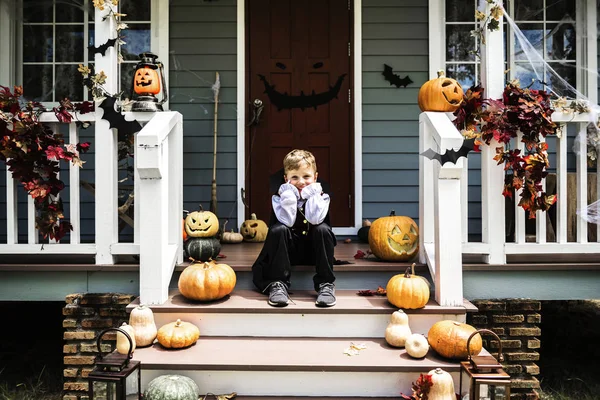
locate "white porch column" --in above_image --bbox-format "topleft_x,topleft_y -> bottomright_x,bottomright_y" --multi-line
479,1 -> 506,264
94,4 -> 119,264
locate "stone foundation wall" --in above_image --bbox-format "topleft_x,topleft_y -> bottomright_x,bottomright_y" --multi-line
62,293 -> 136,400
468,299 -> 541,400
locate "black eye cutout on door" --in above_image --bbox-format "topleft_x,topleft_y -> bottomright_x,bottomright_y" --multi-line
275,62 -> 324,70
276,63 -> 287,70
313,62 -> 323,69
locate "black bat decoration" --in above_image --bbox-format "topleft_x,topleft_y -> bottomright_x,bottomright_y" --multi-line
98,96 -> 142,136
382,64 -> 413,88
88,38 -> 118,56
421,138 -> 476,165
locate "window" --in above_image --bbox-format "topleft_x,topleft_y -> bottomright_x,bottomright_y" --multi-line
18,0 -> 156,103
444,0 -> 578,92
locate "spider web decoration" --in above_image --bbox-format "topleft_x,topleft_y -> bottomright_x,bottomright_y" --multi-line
577,199 -> 600,225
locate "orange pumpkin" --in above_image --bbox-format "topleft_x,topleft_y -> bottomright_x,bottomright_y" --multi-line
240,213 -> 268,242
418,70 -> 464,112
386,263 -> 430,309
368,211 -> 419,261
134,66 -> 161,95
182,218 -> 188,242
427,320 -> 483,360
178,259 -> 236,301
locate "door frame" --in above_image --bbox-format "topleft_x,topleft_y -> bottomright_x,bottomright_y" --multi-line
236,0 -> 362,235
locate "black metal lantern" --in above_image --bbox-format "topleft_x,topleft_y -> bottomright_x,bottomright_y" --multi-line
130,52 -> 168,112
459,329 -> 511,400
88,327 -> 141,400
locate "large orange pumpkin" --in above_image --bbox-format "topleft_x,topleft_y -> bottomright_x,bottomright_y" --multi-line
386,263 -> 430,309
427,320 -> 482,360
178,259 -> 236,301
418,70 -> 464,112
368,211 -> 419,261
134,66 -> 161,95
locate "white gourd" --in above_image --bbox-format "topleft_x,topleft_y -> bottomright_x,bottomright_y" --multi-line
405,333 -> 430,358
384,310 -> 412,347
116,322 -> 136,355
129,304 -> 158,347
427,368 -> 456,400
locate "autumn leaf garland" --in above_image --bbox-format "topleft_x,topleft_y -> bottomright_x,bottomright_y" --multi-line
0,85 -> 92,241
453,82 -> 558,218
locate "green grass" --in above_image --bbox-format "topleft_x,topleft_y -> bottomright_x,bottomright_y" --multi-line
0,367 -> 62,400
538,361 -> 600,400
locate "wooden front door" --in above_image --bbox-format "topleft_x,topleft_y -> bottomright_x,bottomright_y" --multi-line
246,0 -> 353,227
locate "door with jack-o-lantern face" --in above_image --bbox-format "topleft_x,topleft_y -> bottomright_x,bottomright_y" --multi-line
246,0 -> 353,227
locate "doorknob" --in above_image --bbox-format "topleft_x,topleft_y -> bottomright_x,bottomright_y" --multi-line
247,98 -> 264,127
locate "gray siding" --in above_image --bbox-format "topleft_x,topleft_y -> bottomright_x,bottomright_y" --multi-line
361,0 -> 427,223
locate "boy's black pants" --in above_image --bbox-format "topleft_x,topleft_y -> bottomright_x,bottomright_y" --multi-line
252,222 -> 336,292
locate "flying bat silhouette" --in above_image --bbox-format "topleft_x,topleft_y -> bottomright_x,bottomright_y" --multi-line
382,64 -> 413,88
421,138 -> 476,165
88,38 -> 118,56
98,97 -> 142,136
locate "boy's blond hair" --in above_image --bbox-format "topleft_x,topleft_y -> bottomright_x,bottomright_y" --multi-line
283,149 -> 317,174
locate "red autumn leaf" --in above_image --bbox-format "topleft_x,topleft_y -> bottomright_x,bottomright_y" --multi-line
376,286 -> 387,296
354,250 -> 366,259
217,254 -> 227,259
357,290 -> 376,296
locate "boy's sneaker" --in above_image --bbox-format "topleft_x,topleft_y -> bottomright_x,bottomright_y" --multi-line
267,281 -> 290,307
316,283 -> 336,307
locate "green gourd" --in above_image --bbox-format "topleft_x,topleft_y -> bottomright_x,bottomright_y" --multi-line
184,237 -> 221,262
144,375 -> 200,400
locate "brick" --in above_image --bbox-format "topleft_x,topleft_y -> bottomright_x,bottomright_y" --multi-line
471,314 -> 488,325
80,293 -> 134,305
64,355 -> 96,365
506,352 -> 540,361
63,318 -> 78,328
491,327 -> 505,336
526,313 -> 541,324
64,331 -> 96,340
507,300 -> 541,311
63,305 -> 96,316
509,327 -> 541,337
527,339 -> 541,349
525,364 -> 540,375
81,318 -> 113,329
62,395 -> 79,400
503,364 -> 523,374
64,382 -> 89,392
473,300 -> 506,311
493,314 -> 524,323
490,339 -> 522,349
63,368 -> 79,378
81,368 -> 94,378
98,307 -> 129,317
80,343 -> 112,353
511,377 -> 540,389
64,344 -> 78,354
66,293 -> 82,304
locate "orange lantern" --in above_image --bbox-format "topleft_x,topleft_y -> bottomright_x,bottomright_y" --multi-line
130,52 -> 168,112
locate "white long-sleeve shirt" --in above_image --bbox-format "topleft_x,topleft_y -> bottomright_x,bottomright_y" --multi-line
272,182 -> 330,227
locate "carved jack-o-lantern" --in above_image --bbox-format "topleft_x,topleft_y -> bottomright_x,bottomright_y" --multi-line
184,208 -> 219,238
368,211 -> 419,261
240,213 -> 268,242
418,70 -> 464,112
134,67 -> 161,95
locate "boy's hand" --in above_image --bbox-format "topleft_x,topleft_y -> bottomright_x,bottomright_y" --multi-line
300,182 -> 322,199
278,182 -> 300,199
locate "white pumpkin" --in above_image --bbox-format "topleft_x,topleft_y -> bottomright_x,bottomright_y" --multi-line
116,322 -> 136,355
427,368 -> 456,400
128,304 -> 158,347
405,333 -> 430,358
384,310 -> 412,347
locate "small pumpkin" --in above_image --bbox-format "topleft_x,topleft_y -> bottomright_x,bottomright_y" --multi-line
128,304 -> 158,347
220,221 -> 244,244
184,237 -> 221,262
418,70 -> 464,112
116,322 -> 136,355
386,263 -> 430,309
357,220 -> 371,243
428,320 -> 482,360
240,213 -> 268,242
384,310 -> 412,348
133,66 -> 161,95
368,210 -> 419,261
144,375 -> 200,400
185,206 -> 220,238
157,319 -> 200,349
427,368 -> 456,400
405,333 -> 430,358
178,259 -> 237,301
182,218 -> 188,242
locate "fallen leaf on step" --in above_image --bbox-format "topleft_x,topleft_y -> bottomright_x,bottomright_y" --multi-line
200,393 -> 237,400
343,342 -> 367,356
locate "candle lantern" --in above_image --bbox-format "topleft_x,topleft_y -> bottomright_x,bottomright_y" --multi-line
87,327 -> 141,400
459,329 -> 511,400
130,52 -> 168,111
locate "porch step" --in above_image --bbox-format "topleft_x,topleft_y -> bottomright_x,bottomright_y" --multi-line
128,289 -> 476,337
134,337 -> 462,397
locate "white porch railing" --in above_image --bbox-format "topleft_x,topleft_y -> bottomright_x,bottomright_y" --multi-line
1,110 -> 183,305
